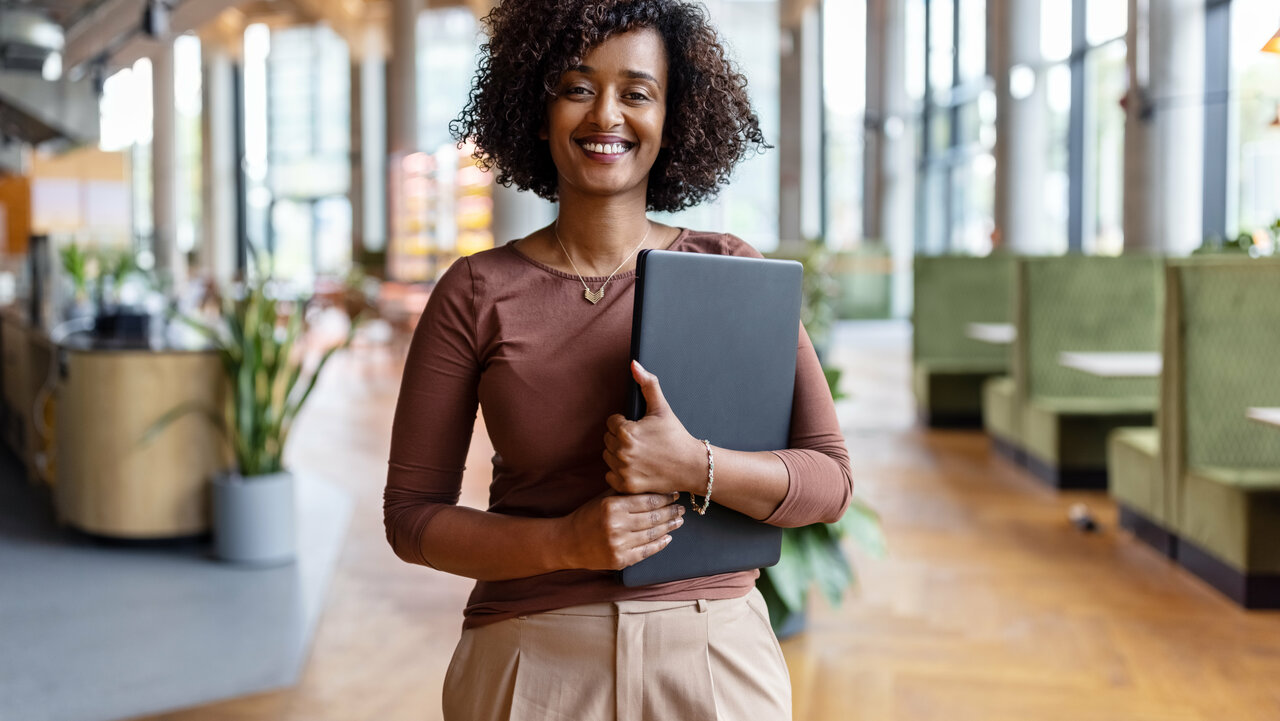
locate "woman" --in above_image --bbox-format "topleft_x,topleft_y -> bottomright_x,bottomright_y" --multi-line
383,1 -> 852,718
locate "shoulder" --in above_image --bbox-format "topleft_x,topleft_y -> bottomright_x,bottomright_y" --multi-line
674,230 -> 766,260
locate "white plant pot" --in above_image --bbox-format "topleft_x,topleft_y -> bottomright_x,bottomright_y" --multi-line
211,470 -> 297,566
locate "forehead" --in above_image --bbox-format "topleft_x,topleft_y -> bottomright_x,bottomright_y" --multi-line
575,27 -> 668,81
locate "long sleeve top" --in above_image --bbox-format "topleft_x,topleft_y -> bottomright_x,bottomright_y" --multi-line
384,229 -> 853,629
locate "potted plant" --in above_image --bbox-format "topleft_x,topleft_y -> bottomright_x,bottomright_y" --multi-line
152,269 -> 360,564
760,237 -> 888,638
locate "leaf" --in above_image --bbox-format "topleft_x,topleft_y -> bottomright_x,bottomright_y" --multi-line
139,400 -> 227,448
839,496 -> 888,559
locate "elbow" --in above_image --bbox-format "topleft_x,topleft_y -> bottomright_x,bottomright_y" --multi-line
383,487 -> 453,568
818,461 -> 854,525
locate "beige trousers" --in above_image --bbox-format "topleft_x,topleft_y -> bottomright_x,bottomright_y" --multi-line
442,587 -> 792,721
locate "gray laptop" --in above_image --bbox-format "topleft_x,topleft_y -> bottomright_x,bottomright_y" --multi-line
619,248 -> 803,587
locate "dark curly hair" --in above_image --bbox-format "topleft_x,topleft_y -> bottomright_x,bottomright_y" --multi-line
449,0 -> 770,213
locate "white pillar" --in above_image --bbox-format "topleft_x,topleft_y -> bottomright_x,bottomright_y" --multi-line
864,0 -> 914,317
200,41 -> 238,288
1123,0 -> 1205,254
778,0 -> 820,245
491,183 -> 556,243
991,0 -> 1047,254
151,40 -> 185,290
351,22 -> 388,259
388,0 -> 420,155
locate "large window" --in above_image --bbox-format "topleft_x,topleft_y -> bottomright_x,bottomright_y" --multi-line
822,0 -> 865,248
1228,0 -> 1280,239
914,0 -> 995,255
263,24 -> 352,282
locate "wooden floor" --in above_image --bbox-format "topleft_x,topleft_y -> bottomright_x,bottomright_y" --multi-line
136,321 -> 1280,721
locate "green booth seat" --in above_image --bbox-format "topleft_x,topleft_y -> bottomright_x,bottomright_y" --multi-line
1162,261 -> 1280,608
1012,255 -> 1164,489
911,255 -> 1014,428
982,375 -> 1022,461
1109,427 -> 1177,557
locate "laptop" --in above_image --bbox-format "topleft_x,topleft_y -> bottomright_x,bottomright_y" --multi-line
619,248 -> 804,587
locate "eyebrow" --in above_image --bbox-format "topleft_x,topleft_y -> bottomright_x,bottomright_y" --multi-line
568,64 -> 661,85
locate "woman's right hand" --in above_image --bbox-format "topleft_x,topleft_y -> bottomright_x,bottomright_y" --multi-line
562,491 -> 686,571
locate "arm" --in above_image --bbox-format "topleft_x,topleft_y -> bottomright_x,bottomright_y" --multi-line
384,259 -> 684,581
603,324 -> 852,527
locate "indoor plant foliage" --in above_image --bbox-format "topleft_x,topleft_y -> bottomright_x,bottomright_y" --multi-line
152,268 -> 360,563
172,274 -> 359,476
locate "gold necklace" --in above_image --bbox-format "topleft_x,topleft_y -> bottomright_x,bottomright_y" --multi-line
553,219 -> 652,304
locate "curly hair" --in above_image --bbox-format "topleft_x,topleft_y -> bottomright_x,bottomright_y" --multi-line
449,0 -> 770,213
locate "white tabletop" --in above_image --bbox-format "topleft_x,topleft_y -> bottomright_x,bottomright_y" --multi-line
966,323 -> 1016,344
1247,407 -> 1280,429
1058,352 -> 1162,378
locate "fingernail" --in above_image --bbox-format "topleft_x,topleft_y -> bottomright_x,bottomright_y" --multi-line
674,517 -> 683,527
678,506 -> 685,516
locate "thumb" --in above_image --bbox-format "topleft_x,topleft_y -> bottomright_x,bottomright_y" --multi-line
632,361 -> 669,416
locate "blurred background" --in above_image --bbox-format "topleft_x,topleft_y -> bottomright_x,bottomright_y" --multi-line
1,1 -> 1279,720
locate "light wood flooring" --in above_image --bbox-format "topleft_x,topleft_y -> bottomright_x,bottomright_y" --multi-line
135,321 -> 1280,721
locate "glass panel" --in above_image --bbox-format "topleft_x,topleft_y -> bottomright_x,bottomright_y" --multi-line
1042,63 -> 1071,254
928,0 -> 954,92
1229,0 -> 1280,240
420,8 -> 482,152
906,0 -> 926,101
1041,0 -> 1073,63
823,0 -> 865,246
271,200 -> 313,282
1086,0 -> 1127,46
951,152 -> 995,254
1083,39 -> 1126,255
957,0 -> 986,83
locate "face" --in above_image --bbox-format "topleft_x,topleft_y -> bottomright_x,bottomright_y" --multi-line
543,28 -> 669,203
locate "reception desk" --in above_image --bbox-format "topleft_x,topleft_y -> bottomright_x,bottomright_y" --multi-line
54,337 -> 227,539
1,307 -> 227,539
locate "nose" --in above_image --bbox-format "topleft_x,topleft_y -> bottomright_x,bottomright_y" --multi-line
588,92 -> 623,129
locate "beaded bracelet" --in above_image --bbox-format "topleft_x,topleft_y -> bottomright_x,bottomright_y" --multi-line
690,439 -> 715,515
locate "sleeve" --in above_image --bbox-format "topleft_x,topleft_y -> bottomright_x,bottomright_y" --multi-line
711,234 -> 853,526
383,257 -> 482,567
762,322 -> 854,527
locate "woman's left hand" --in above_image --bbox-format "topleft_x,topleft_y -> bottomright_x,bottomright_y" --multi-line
603,361 -> 705,496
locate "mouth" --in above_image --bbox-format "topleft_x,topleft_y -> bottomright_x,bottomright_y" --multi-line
576,138 -> 635,158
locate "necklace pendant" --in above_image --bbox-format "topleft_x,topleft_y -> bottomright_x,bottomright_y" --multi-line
584,288 -> 605,304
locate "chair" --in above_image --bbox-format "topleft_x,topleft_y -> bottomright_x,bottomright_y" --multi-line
911,255 -> 1014,427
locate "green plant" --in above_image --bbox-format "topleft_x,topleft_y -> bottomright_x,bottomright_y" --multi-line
757,496 -> 886,633
149,273 -> 361,477
59,244 -> 90,301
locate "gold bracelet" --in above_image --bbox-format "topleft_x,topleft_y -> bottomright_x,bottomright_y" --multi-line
691,439 -> 715,515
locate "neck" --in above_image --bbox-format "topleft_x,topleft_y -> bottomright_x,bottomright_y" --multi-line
553,186 -> 652,275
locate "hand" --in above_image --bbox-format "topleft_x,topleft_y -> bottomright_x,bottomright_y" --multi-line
603,361 -> 705,496
562,491 -> 686,571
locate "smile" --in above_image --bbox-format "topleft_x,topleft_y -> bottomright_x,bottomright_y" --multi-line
577,140 -> 634,156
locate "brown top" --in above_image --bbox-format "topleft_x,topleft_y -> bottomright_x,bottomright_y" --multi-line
384,229 -> 853,629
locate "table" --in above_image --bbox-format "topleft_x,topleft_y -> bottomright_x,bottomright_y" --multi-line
1058,352 -> 1162,378
966,322 -> 1016,344
1246,407 -> 1280,429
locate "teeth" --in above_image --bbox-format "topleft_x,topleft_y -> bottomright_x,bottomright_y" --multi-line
583,142 -> 629,154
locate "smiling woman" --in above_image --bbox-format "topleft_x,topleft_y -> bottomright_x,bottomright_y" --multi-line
386,2 -> 852,720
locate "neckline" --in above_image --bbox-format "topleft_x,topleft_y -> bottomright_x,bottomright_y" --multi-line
504,227 -> 691,282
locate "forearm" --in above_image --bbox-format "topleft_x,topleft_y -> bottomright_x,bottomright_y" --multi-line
418,505 -> 572,581
683,445 -> 790,522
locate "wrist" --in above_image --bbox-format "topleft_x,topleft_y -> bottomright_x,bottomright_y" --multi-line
545,515 -> 579,572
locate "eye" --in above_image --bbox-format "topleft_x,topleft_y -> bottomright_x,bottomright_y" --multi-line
624,92 -> 650,102
565,85 -> 592,97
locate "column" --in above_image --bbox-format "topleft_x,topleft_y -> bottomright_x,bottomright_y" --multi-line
200,40 -> 239,288
387,0 -> 420,155
990,0 -> 1047,253
778,0 -> 821,245
350,21 -> 389,265
1123,0 -> 1205,254
864,0 -> 914,317
151,39 -> 185,291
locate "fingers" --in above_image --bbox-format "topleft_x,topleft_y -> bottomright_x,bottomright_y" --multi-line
605,414 -> 627,435
632,361 -> 668,415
